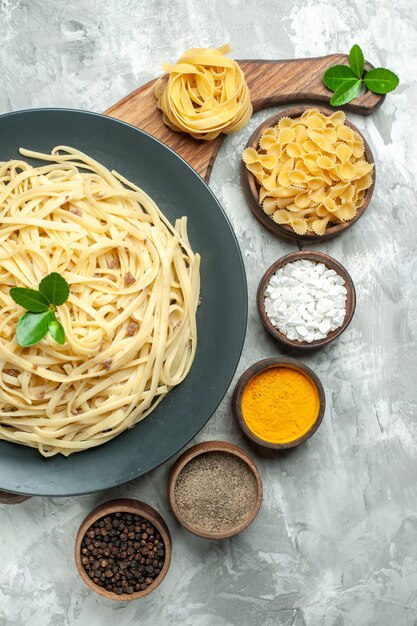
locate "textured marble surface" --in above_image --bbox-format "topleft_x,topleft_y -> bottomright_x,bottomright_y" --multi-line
0,0 -> 416,624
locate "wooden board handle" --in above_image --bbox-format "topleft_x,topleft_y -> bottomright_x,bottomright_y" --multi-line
239,55 -> 382,112
0,490 -> 30,505
105,54 -> 383,182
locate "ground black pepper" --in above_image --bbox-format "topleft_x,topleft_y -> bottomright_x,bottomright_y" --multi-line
174,451 -> 259,534
80,512 -> 165,595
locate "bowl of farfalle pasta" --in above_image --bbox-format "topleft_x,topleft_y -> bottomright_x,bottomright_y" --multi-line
241,106 -> 375,241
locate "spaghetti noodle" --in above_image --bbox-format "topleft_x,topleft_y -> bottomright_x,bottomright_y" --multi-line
0,147 -> 200,456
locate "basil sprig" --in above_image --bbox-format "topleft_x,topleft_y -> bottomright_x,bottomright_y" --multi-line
323,44 -> 399,106
10,273 -> 69,347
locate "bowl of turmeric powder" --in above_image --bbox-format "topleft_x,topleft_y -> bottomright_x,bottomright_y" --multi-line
232,357 -> 325,449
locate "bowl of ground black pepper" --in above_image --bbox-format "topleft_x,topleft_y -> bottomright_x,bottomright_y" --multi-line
168,441 -> 263,539
75,499 -> 171,600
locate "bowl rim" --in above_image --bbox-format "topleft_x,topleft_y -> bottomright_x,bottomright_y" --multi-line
241,104 -> 375,242
232,357 -> 326,450
167,440 -> 263,540
257,250 -> 356,349
74,498 -> 171,601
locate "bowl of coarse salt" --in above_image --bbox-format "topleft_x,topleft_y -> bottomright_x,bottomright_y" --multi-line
257,251 -> 356,349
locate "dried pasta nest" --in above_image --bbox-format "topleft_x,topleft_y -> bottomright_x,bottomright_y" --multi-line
242,109 -> 374,236
154,45 -> 252,141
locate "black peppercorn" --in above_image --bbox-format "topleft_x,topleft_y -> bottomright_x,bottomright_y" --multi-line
80,511 -> 165,596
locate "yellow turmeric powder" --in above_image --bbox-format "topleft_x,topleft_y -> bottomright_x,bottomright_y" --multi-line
241,366 -> 319,444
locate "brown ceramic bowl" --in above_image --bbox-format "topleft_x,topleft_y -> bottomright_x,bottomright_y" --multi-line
75,498 -> 171,600
168,441 -> 263,540
241,105 -> 375,242
233,357 -> 326,450
258,250 -> 356,350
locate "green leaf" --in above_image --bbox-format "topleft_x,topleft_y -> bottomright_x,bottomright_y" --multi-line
48,317 -> 66,345
323,65 -> 358,91
364,68 -> 399,94
38,272 -> 69,306
10,288 -> 50,312
330,79 -> 362,106
349,44 -> 365,79
16,311 -> 54,347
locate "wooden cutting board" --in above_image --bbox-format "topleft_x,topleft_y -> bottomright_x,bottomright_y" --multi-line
1,53 -> 382,505
106,54 -> 383,182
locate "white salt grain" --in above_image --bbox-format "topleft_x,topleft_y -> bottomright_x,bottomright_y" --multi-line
264,260 -> 348,343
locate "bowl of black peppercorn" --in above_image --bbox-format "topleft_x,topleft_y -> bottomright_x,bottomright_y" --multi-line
75,498 -> 171,600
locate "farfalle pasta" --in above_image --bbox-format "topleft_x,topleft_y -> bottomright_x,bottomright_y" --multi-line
242,109 -> 374,236
154,45 -> 252,141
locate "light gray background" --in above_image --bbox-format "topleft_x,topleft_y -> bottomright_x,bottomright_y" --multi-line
0,1 -> 416,624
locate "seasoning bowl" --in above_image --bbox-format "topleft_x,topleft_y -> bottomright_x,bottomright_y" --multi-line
241,105 -> 375,242
168,441 -> 263,540
233,357 -> 326,450
75,498 -> 171,600
258,250 -> 356,350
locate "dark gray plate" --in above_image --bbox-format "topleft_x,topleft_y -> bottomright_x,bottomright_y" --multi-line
0,109 -> 247,496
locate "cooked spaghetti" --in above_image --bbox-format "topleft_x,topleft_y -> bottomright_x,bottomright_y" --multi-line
0,147 -> 200,457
